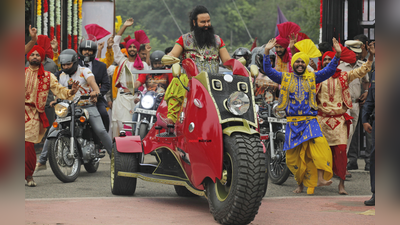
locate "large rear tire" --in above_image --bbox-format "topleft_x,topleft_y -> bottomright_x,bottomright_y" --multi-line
266,133 -> 290,185
48,135 -> 81,183
174,185 -> 199,197
206,133 -> 266,225
110,143 -> 138,195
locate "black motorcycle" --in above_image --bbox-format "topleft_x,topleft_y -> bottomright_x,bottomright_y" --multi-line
132,90 -> 164,139
47,94 -> 105,183
256,95 -> 290,185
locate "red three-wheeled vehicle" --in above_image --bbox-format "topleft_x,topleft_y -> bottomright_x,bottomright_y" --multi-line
111,56 -> 267,225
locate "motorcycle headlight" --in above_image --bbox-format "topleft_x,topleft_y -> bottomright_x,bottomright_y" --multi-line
226,91 -> 250,116
54,102 -> 69,118
141,95 -> 154,109
272,102 -> 286,118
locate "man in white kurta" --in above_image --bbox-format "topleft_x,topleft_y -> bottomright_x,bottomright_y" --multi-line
111,18 -> 150,137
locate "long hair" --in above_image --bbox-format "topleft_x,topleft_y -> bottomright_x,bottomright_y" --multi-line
189,5 -> 210,31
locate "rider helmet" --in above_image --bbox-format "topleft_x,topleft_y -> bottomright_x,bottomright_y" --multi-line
150,50 -> 165,70
78,35 -> 98,63
233,47 -> 251,67
59,49 -> 79,75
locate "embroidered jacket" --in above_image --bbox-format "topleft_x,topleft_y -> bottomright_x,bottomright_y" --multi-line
262,55 -> 340,150
316,61 -> 372,146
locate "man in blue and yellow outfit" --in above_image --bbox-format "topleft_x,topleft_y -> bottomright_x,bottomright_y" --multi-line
262,37 -> 342,194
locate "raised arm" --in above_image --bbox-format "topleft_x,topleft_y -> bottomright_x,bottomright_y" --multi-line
262,38 -> 283,84
315,37 -> 341,83
25,25 -> 37,54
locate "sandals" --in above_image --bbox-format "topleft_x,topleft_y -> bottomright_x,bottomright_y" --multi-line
27,180 -> 37,187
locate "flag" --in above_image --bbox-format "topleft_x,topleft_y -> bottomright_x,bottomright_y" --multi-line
275,6 -> 288,37
250,37 -> 258,51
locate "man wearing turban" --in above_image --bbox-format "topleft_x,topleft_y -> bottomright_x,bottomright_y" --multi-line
111,18 -> 151,137
262,37 -> 342,194
25,28 -> 79,186
316,42 -> 375,195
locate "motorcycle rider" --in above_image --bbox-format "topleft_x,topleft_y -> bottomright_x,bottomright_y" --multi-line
78,38 -> 111,132
36,50 -> 113,170
132,50 -> 173,130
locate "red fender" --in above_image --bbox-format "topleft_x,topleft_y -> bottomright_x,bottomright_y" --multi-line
114,135 -> 142,153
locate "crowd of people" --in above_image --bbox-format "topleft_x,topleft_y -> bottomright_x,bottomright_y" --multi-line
25,5 -> 375,206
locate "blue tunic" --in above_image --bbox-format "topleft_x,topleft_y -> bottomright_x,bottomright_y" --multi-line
263,55 -> 340,150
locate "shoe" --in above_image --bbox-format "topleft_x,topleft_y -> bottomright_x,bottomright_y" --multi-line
98,149 -> 106,158
364,195 -> 375,206
347,162 -> 358,170
34,163 -> 47,172
346,170 -> 352,178
365,163 -> 370,171
27,180 -> 37,187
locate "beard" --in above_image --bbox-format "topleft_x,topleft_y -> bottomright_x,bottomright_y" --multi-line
294,65 -> 306,75
128,50 -> 137,57
193,24 -> 216,48
29,60 -> 41,66
276,48 -> 286,57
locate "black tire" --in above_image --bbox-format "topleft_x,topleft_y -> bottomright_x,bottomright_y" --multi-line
84,160 -> 99,173
111,143 -> 138,195
206,133 -> 266,225
266,133 -> 290,185
174,185 -> 199,197
48,135 -> 81,183
139,123 -> 149,140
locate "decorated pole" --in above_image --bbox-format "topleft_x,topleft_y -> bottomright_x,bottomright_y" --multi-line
49,0 -> 55,40
67,0 -> 72,49
43,0 -> 48,36
37,0 -> 42,35
56,0 -> 61,52
78,0 -> 83,44
73,0 -> 78,51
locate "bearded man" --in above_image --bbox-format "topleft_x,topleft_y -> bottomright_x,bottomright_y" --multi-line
262,37 -> 342,194
111,18 -> 151,136
25,42 -> 78,186
316,42 -> 374,195
163,5 -> 231,124
167,5 -> 231,74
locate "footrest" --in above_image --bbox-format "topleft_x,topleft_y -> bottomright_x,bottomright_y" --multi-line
155,126 -> 163,130
156,132 -> 176,137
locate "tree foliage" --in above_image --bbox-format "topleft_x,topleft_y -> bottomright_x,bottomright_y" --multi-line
115,0 -> 320,54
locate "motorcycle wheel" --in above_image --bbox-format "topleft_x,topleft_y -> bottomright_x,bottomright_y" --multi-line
206,134 -> 266,225
139,123 -> 149,140
266,133 -> 290,185
84,160 -> 99,173
174,185 -> 199,197
110,143 -> 138,195
48,135 -> 81,183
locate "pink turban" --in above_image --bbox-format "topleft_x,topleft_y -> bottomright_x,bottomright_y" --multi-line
125,39 -> 143,70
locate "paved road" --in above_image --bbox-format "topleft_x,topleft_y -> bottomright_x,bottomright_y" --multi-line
26,154 -> 374,224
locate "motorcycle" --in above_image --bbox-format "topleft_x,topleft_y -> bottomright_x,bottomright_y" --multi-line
132,90 -> 165,139
256,95 -> 290,185
47,94 -> 105,183
111,57 -> 267,225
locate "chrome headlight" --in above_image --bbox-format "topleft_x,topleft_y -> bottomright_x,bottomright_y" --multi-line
83,109 -> 90,120
141,95 -> 155,109
54,102 -> 69,118
226,91 -> 250,116
272,102 -> 286,118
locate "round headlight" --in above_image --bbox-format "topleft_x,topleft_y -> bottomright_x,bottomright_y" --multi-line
227,91 -> 250,116
272,102 -> 286,118
54,102 -> 69,117
141,95 -> 155,109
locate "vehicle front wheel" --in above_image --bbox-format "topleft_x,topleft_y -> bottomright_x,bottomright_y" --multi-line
110,143 -> 138,195
206,133 -> 266,225
139,123 -> 149,140
48,135 -> 81,183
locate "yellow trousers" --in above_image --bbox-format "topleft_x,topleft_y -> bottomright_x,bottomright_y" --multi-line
286,136 -> 333,194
